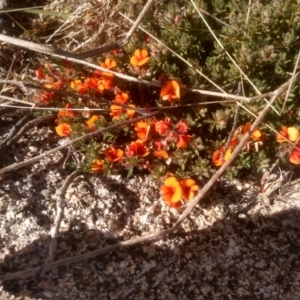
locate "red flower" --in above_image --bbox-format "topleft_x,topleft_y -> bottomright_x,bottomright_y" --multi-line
154,119 -> 171,136
103,147 -> 124,162
35,67 -> 45,79
160,80 -> 180,102
290,144 -> 300,164
126,140 -> 150,157
176,119 -> 188,133
176,134 -> 192,148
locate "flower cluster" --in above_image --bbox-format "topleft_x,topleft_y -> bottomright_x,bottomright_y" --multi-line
160,176 -> 199,209
212,122 -> 265,167
35,42 -> 299,213
277,126 -> 300,164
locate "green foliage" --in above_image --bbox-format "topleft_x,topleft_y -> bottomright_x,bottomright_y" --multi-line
37,0 -> 300,195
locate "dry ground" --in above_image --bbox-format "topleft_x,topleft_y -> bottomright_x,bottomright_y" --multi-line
1,1 -> 300,299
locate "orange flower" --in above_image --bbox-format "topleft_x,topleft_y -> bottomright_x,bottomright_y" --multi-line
103,147 -> 124,162
100,58 -> 117,70
126,140 -> 150,157
55,123 -> 72,137
154,150 -> 169,159
180,179 -> 199,201
40,82 -> 60,103
40,91 -> 54,103
98,78 -> 113,91
277,126 -> 299,143
86,115 -> 100,130
242,122 -> 265,151
243,122 -> 264,141
90,159 -> 104,173
160,80 -> 180,102
85,77 -> 99,90
176,119 -> 188,133
130,49 -> 150,67
176,134 -> 192,148
290,144 -> 300,164
127,104 -> 136,119
115,93 -> 129,104
58,103 -> 76,119
70,79 -> 89,94
35,66 -> 45,79
99,58 -> 116,81
134,121 -> 151,140
110,104 -> 123,120
154,119 -> 171,136
213,146 -> 232,167
160,177 -> 182,204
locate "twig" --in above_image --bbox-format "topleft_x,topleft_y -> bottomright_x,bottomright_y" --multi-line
1,73 -> 298,282
0,0 -> 154,60
40,169 -> 80,277
6,114 -> 56,146
0,115 -> 32,158
0,79 -> 254,103
221,82 -> 242,160
75,0 -> 154,59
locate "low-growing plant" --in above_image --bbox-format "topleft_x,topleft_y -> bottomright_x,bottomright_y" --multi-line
32,0 -> 300,209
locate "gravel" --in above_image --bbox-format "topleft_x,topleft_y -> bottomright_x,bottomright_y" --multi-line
1,122 -> 300,299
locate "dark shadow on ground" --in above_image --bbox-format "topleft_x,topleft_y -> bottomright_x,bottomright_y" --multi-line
1,207 -> 300,299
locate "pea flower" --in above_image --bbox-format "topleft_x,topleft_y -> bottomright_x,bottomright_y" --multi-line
134,121 -> 151,140
115,92 -> 129,104
86,115 -> 101,131
290,144 -> 300,164
90,159 -> 104,173
103,147 -> 124,162
126,140 -> 150,157
160,80 -> 180,102
160,177 -> 182,204
130,49 -> 150,67
154,119 -> 171,136
55,123 -> 72,137
154,150 -> 169,159
110,104 -> 123,120
58,103 -> 76,119
176,134 -> 192,148
213,146 -> 232,167
180,179 -> 199,201
35,66 -> 45,79
277,126 -> 299,143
